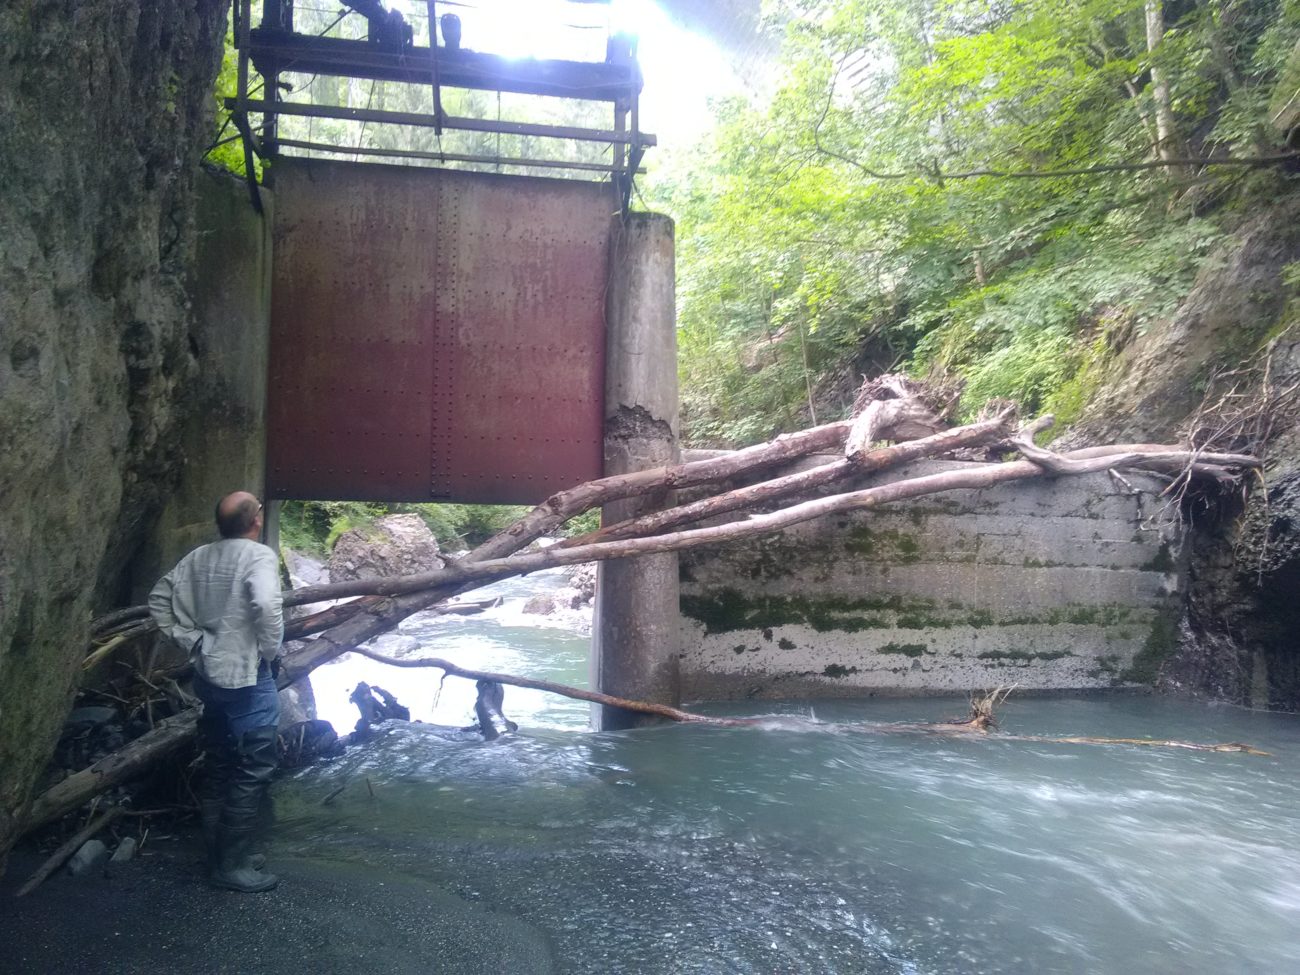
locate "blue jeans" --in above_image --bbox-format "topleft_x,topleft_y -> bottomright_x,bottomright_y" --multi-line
195,660 -> 281,740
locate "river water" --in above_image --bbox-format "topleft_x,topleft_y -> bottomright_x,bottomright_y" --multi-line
285,568 -> 1300,974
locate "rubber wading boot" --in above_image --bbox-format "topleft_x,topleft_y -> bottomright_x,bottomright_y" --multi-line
198,728 -> 266,873
211,825 -> 279,892
208,723 -> 280,892
202,798 -> 265,874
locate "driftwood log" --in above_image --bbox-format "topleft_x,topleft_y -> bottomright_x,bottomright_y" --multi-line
23,711 -> 199,836
356,651 -> 1269,754
275,440 -> 1258,608
562,412 -> 1015,548
30,406 -> 1263,839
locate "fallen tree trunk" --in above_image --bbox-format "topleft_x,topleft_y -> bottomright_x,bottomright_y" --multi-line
353,647 -> 758,725
22,710 -> 200,834
280,442 -> 1260,607
83,416 -> 860,645
563,412 -> 1014,548
355,650 -> 1269,754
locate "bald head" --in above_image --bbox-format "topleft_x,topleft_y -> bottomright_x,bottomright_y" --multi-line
215,491 -> 263,539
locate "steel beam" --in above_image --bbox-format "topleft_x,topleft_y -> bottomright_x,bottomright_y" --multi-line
227,98 -> 656,146
275,138 -> 646,174
248,29 -> 640,101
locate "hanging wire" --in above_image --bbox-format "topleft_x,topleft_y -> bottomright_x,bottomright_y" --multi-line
353,78 -> 379,162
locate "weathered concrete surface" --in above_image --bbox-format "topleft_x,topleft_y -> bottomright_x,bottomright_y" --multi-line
677,457 -> 1182,700
126,169 -> 273,599
593,213 -> 681,728
0,1 -> 230,867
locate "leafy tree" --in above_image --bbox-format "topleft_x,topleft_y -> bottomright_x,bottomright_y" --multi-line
648,0 -> 1300,445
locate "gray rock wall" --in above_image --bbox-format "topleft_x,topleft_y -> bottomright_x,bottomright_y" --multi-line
677,459 -> 1182,700
0,0 -> 231,864
1061,195 -> 1300,708
127,169 -> 273,598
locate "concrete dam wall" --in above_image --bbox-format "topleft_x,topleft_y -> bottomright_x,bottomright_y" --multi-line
676,456 -> 1182,700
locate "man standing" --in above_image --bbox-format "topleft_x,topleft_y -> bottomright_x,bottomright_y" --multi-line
149,491 -> 283,893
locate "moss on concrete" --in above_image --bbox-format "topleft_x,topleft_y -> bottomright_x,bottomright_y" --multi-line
681,589 -> 943,635
843,526 -> 923,562
879,642 -> 931,657
896,613 -> 953,629
822,663 -> 860,678
1022,557 -> 1065,568
1121,614 -> 1180,684
1139,542 -> 1176,573
1088,654 -> 1123,681
684,589 -> 1149,637
976,649 -> 1074,662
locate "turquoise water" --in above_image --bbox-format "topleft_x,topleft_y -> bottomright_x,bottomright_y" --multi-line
289,570 -> 1300,974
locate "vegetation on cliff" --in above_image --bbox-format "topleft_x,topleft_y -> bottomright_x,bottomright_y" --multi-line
649,0 -> 1300,447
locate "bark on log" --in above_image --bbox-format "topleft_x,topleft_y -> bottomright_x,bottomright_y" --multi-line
566,413 -> 1013,548
22,710 -> 200,834
285,595 -> 386,640
282,444 -> 1260,607
451,416 -> 855,564
844,399 -> 947,459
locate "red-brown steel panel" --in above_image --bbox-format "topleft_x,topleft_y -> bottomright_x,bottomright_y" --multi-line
266,158 -> 610,504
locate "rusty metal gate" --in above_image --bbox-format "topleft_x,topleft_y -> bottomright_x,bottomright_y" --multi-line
265,158 -> 613,504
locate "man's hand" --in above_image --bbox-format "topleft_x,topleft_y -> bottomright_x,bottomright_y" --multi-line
270,656 -> 283,680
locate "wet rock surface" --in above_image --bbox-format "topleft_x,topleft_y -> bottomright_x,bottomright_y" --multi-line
523,563 -> 595,617
522,594 -> 559,616
565,562 -> 597,603
0,845 -> 555,975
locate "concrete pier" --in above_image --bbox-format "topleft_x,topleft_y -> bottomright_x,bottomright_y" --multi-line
592,213 -> 680,729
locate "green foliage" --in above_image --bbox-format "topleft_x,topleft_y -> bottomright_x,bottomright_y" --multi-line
278,500 -> 531,556
396,504 -> 531,549
558,508 -> 601,539
647,0 -> 1300,445
207,16 -> 261,179
279,500 -> 387,558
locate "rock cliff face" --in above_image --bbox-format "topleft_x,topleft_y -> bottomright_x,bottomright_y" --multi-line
0,1 -> 229,864
1065,193 -> 1300,708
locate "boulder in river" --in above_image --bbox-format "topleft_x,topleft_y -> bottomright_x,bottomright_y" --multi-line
284,550 -> 328,589
327,513 -> 443,582
278,676 -> 317,731
523,594 -> 558,616
565,563 -> 596,604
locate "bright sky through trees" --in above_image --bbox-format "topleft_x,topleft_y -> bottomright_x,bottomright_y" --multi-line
384,0 -> 744,143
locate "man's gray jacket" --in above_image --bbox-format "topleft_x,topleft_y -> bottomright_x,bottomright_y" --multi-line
149,538 -> 284,689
